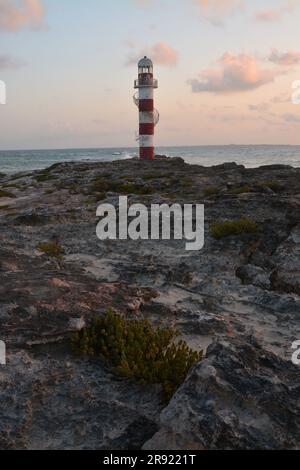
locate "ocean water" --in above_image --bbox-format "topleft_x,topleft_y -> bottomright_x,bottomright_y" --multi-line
0,145 -> 299,174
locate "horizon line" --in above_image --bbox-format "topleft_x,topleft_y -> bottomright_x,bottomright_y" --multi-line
0,143 -> 298,153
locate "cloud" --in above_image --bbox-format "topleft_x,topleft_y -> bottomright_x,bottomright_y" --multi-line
188,53 -> 278,94
282,113 -> 300,124
272,93 -> 291,104
255,10 -> 281,22
0,0 -> 45,32
283,113 -> 300,123
135,0 -> 245,17
248,102 -> 271,112
194,0 -> 244,17
0,53 -> 25,68
255,0 -> 299,22
282,0 -> 299,13
269,48 -> 300,66
126,42 -> 179,67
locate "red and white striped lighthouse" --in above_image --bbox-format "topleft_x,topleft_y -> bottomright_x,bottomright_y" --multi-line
134,56 -> 159,161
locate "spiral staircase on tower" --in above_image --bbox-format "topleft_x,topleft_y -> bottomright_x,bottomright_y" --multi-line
133,92 -> 159,142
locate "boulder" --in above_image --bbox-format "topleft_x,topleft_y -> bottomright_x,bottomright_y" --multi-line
236,264 -> 271,290
144,338 -> 300,450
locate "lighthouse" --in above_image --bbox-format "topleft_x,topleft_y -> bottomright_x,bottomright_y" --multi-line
134,57 -> 159,161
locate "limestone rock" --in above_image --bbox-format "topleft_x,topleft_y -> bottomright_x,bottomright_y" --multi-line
144,338 -> 300,450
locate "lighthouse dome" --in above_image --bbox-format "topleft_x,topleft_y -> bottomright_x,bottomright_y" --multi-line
138,56 -> 153,68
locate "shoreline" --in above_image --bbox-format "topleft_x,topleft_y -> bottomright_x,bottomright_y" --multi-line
1,157 -> 300,177
1,144 -> 300,174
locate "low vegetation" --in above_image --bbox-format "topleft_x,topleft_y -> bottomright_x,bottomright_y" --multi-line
71,310 -> 203,401
142,173 -> 166,180
0,189 -> 16,198
180,179 -> 193,188
259,181 -> 283,192
35,167 -> 59,183
90,177 -> 153,195
230,185 -> 252,195
203,186 -> 219,197
211,218 -> 260,240
38,241 -> 65,259
2,183 -> 23,190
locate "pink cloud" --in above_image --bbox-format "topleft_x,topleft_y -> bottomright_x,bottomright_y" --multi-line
189,53 -> 279,94
255,10 -> 281,22
0,0 -> 45,32
269,48 -> 300,66
194,0 -> 244,17
255,0 -> 299,22
126,42 -> 179,67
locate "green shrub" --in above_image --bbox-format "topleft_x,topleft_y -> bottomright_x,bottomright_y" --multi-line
71,311 -> 203,401
211,218 -> 259,240
203,186 -> 219,197
259,181 -> 283,192
118,183 -> 152,195
90,178 -> 152,195
90,178 -> 111,193
38,241 -> 64,259
180,179 -> 193,188
35,173 -> 56,183
3,183 -> 23,190
0,189 -> 16,198
230,185 -> 252,195
142,173 -> 166,180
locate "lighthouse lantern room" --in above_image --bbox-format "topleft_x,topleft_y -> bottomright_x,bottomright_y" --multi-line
134,57 -> 159,161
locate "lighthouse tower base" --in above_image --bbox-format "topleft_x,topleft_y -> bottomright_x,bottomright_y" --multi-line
140,147 -> 155,160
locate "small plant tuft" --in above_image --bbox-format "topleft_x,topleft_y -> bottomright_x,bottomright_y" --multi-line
230,185 -> 252,195
211,218 -> 259,240
38,241 -> 64,259
90,177 -> 152,195
0,189 -> 16,198
71,310 -> 203,401
142,173 -> 166,181
259,181 -> 283,192
203,186 -> 219,197
36,174 -> 56,183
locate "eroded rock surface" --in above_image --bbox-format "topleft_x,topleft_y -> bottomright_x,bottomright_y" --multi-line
0,157 -> 299,449
144,338 -> 300,450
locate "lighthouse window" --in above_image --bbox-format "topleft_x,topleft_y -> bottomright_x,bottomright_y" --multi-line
140,67 -> 151,74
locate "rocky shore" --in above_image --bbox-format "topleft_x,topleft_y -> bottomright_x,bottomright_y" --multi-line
0,156 -> 299,450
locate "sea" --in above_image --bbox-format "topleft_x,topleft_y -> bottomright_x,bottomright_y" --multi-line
0,145 -> 299,174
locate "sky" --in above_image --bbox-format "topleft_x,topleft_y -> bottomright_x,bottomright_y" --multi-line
0,0 -> 300,150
